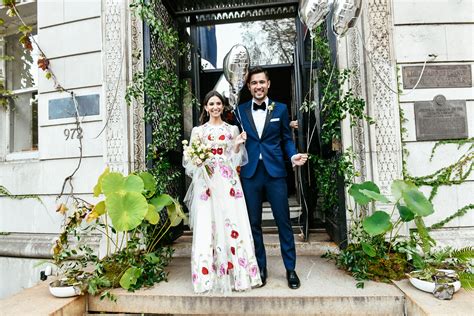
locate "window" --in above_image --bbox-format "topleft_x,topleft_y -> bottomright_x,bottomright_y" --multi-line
0,1 -> 38,157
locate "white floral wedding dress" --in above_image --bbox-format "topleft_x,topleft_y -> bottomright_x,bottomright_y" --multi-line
184,122 -> 262,293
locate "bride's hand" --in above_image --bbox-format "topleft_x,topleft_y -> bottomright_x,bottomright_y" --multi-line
235,132 -> 247,145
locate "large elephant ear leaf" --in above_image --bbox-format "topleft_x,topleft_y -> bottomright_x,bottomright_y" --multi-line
139,172 -> 157,198
93,167 -> 110,197
349,181 -> 380,205
397,203 -> 415,222
402,188 -> 434,217
106,192 -> 148,231
149,194 -> 174,212
391,180 -> 417,201
145,204 -> 160,224
119,267 -> 142,290
167,198 -> 187,227
362,211 -> 392,236
359,189 -> 390,203
123,175 -> 144,193
101,172 -> 125,196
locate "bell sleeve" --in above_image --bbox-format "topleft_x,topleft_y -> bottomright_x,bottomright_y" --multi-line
228,125 -> 248,169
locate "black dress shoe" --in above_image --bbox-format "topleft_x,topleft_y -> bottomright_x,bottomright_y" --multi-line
259,267 -> 267,287
286,270 -> 300,289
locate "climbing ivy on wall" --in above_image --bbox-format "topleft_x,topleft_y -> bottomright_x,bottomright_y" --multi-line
399,107 -> 474,229
127,0 -> 187,195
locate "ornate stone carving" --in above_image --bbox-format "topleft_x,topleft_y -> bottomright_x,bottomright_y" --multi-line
104,0 -> 129,173
129,3 -> 145,172
364,0 -> 403,194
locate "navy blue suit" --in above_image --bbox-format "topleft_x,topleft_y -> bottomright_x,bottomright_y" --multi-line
236,99 -> 297,271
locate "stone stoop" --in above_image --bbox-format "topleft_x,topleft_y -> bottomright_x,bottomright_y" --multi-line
172,230 -> 338,258
87,253 -> 406,316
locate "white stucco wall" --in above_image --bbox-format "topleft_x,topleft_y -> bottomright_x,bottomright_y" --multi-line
393,0 -> 474,236
0,0 -> 105,299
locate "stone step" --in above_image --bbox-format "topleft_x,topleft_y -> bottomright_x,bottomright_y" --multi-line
172,231 -> 338,258
87,256 -> 405,315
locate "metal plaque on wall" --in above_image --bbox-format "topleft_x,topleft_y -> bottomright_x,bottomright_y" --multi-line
402,64 -> 472,89
414,95 -> 468,141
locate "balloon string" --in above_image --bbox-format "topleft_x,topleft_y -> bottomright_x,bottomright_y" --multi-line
233,107 -> 245,133
355,28 -> 437,96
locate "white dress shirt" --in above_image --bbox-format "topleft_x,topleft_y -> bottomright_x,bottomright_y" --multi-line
251,97 -> 269,138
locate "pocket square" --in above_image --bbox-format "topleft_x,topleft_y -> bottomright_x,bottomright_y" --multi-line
270,118 -> 280,122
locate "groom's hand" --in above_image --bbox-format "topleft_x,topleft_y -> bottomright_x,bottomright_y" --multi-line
292,153 -> 308,166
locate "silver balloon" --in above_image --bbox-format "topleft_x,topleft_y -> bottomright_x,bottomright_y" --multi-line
298,0 -> 330,34
223,44 -> 250,109
332,0 -> 362,36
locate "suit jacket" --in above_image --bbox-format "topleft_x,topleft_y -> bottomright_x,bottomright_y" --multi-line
236,99 -> 297,178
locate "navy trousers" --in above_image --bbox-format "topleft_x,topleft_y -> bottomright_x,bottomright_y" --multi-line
241,160 -> 296,271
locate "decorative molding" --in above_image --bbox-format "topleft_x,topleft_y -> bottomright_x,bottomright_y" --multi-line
103,0 -> 129,173
0,233 -> 101,259
364,0 -> 403,194
129,3 -> 145,172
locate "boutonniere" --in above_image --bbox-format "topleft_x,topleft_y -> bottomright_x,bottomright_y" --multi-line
267,102 -> 275,112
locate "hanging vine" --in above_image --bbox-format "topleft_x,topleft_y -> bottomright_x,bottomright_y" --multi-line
304,25 -> 373,215
127,0 -> 187,195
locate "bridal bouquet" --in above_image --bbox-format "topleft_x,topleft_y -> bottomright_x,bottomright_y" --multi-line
182,138 -> 212,168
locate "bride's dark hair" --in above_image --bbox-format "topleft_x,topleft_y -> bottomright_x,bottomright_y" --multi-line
199,90 -> 226,125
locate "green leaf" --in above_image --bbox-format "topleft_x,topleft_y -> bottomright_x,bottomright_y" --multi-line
459,272 -> 474,290
167,198 -> 186,227
93,167 -> 110,197
349,181 -> 380,205
119,267 -> 142,290
411,252 -> 426,270
94,201 -> 107,216
402,189 -> 434,217
105,192 -> 148,231
145,204 -> 159,224
391,180 -> 417,201
139,172 -> 157,198
397,203 -> 415,222
0,19 -> 4,26
149,194 -> 173,212
102,173 -> 144,196
362,211 -> 392,236
144,253 -> 160,264
359,189 -> 390,203
18,25 -> 32,34
361,242 -> 376,257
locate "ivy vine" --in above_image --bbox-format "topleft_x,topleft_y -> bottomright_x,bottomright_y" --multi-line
303,25 -> 372,215
127,0 -> 187,194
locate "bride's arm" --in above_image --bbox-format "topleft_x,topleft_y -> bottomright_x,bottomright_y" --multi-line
229,125 -> 248,167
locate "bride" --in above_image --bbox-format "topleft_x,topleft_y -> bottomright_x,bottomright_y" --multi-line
183,90 -> 262,293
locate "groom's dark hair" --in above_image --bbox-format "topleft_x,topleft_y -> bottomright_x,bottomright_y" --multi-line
247,66 -> 270,84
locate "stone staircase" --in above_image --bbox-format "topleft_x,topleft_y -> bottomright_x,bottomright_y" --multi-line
86,231 -> 407,315
4,231 -> 474,315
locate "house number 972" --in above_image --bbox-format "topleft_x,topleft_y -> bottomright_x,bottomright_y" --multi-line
64,127 -> 83,140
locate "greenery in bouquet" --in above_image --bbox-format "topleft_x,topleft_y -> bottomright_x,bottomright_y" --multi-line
182,138 -> 213,175
52,168 -> 186,300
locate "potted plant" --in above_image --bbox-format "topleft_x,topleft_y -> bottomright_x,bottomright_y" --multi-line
406,246 -> 474,298
325,180 -> 436,287
50,168 -> 186,300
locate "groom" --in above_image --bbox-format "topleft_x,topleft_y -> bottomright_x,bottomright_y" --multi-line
236,66 -> 308,289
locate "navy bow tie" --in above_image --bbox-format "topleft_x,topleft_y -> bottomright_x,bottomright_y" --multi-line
253,102 -> 266,111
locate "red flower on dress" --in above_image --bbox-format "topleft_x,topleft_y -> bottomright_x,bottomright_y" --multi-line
206,188 -> 211,196
230,188 -> 235,196
231,230 -> 239,239
228,261 -> 234,270
202,267 -> 209,275
208,134 -> 212,141
211,148 -> 217,155
217,148 -> 223,155
219,134 -> 225,140
230,247 -> 236,255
